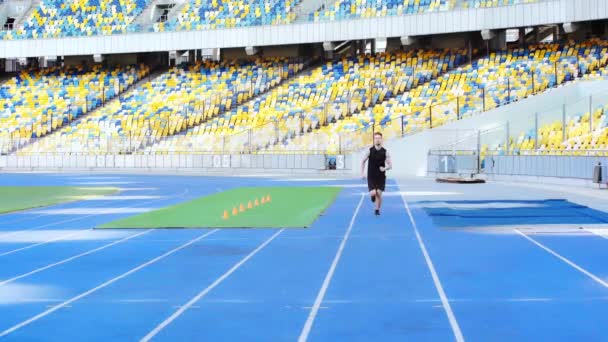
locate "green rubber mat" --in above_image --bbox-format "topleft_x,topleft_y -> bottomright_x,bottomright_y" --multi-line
98,186 -> 342,229
0,186 -> 119,214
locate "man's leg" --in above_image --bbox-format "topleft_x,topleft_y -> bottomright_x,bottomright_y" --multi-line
369,189 -> 377,203
375,178 -> 386,215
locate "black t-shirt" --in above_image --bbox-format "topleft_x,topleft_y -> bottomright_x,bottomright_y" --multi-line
368,146 -> 387,179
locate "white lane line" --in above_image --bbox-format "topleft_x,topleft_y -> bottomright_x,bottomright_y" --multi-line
0,230 -> 90,258
298,194 -> 364,342
69,195 -> 163,201
73,177 -> 125,180
400,192 -> 465,342
45,305 -> 71,309
141,229 -> 285,342
0,229 -> 219,338
0,230 -> 152,288
515,229 -> 608,288
110,299 -> 169,303
0,188 -> 188,241
34,208 -> 155,215
585,229 -> 608,240
73,182 -> 135,185
114,188 -> 159,191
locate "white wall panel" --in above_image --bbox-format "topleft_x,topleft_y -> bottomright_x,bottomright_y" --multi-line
280,26 -> 290,45
343,20 -> 353,41
464,10 -> 475,31
160,33 -> 169,50
577,0 -> 591,20
282,25 -> 292,44
184,33 -> 194,50
50,39 -> 59,56
177,32 -> 187,50
442,12 -> 450,33
600,0 -> 608,20
290,25 -> 298,44
511,7 -> 520,26
63,38 -> 74,55
536,3 -> 547,24
386,16 -> 395,34
271,26 -> 280,44
141,34 -> 152,52
158,33 -> 168,50
116,35 -> 126,51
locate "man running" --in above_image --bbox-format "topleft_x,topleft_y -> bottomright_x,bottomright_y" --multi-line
361,132 -> 392,216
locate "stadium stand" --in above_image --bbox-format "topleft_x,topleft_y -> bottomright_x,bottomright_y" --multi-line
267,40 -> 608,153
151,0 -> 301,32
17,40 -> 608,156
462,0 -> 538,9
21,57 -> 305,154
149,48 -> 468,154
310,0 -> 539,22
0,0 -> 543,39
311,0 -> 455,22
506,104 -> 608,155
2,0 -> 151,39
0,64 -> 149,154
474,43 -> 608,159
10,40 -> 608,157
582,63 -> 608,81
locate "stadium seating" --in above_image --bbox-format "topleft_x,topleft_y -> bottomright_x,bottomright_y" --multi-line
582,63 -> 608,81
0,0 -> 544,38
462,0 -> 538,9
0,64 -> 149,154
11,40 -> 608,156
150,48 -> 467,154
269,40 -> 608,153
476,45 -> 608,158
504,104 -> 608,155
151,0 -> 301,32
23,57 -> 305,154
2,0 -> 151,39
311,0 -> 455,22
310,0 -> 539,22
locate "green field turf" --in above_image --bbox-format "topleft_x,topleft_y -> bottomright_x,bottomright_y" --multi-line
99,186 -> 342,229
0,186 -> 119,214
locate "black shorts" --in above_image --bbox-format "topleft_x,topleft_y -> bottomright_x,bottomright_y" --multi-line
368,177 -> 386,192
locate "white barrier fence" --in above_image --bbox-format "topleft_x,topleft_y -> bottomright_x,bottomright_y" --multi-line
427,150 -> 608,181
483,155 -> 608,180
0,153 -> 354,172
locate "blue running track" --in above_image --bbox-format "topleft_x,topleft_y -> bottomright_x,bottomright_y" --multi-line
1,173 -> 608,341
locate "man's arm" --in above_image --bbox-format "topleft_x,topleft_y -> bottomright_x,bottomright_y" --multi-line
361,150 -> 370,178
380,150 -> 392,172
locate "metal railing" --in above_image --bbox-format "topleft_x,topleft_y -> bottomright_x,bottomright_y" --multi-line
331,56 -> 601,152
427,85 -> 608,177
2,61 -> 599,159
427,83 -> 608,153
472,89 -> 608,156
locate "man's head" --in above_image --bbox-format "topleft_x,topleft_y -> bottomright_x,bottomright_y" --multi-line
373,132 -> 383,147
